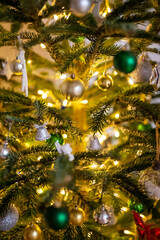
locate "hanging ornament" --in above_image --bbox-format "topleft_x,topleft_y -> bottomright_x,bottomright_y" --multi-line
0,60 -> 12,80
61,73 -> 85,101
10,57 -> 23,75
0,205 -> 19,231
133,210 -> 160,240
69,207 -> 85,226
130,55 -> 152,83
0,141 -> 10,160
150,64 -> 160,90
71,36 -> 85,43
91,0 -> 104,26
97,74 -> 113,91
93,204 -> 116,225
24,223 -> 41,240
114,51 -> 137,74
55,142 -> 74,162
45,205 -> 69,230
70,0 -> 93,17
87,135 -> 102,151
128,200 -> 144,213
46,133 -> 64,147
34,122 -> 51,141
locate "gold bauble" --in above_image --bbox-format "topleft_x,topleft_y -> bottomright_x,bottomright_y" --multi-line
97,75 -> 113,91
61,74 -> 85,101
69,207 -> 85,226
24,223 -> 41,240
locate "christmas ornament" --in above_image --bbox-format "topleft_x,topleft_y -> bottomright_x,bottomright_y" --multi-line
114,51 -> 137,74
24,223 -> 41,240
91,0 -> 104,26
0,205 -> 19,231
130,56 -> 152,83
69,207 -> 85,226
0,142 -> 10,160
61,73 -> 85,101
139,167 -> 160,199
45,205 -> 69,230
55,142 -> 74,161
70,0 -> 93,17
87,136 -> 102,151
10,57 -> 23,75
133,210 -> 160,240
46,133 -> 64,147
128,200 -> 144,213
71,36 -> 85,43
34,122 -> 51,141
0,60 -> 12,80
93,204 -> 116,225
97,74 -> 113,91
150,64 -> 160,90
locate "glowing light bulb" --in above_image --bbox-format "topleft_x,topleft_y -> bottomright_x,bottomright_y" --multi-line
115,131 -> 120,138
100,164 -> 105,168
113,70 -> 118,76
107,6 -> 111,13
60,188 -> 66,195
63,99 -> 68,107
93,71 -> 99,76
121,207 -> 128,212
128,77 -> 134,85
42,93 -> 48,99
114,160 -> 119,166
102,12 -> 107,17
124,230 -> 134,235
115,113 -> 120,119
60,74 -> 66,79
81,100 -> 88,104
40,43 -> 46,49
37,188 -> 43,194
113,193 -> 119,197
27,59 -> 32,64
90,162 -> 98,169
62,134 -> 67,139
37,156 -> 42,161
99,135 -> 107,144
47,103 -> 53,107
38,90 -> 43,95
54,14 -> 59,21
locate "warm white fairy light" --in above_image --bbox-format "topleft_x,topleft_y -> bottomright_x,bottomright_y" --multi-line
42,93 -> 48,99
54,14 -> 59,21
81,100 -> 88,104
100,164 -> 105,168
90,162 -> 98,169
38,90 -> 43,95
27,59 -> 32,64
93,71 -> 99,76
40,43 -> 46,49
121,207 -> 128,212
63,99 -> 68,106
115,131 -> 120,138
113,70 -> 118,76
115,113 -> 120,119
113,193 -> 119,197
37,188 -> 43,194
47,103 -> 53,107
37,156 -> 42,161
99,135 -> 107,144
62,134 -> 67,139
124,230 -> 134,235
114,160 -> 119,166
128,77 -> 134,85
60,74 -> 66,79
60,188 -> 66,195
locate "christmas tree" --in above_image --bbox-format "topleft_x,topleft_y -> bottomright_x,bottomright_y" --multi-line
1,0 -> 160,239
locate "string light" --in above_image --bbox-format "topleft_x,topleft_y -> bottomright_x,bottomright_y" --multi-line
60,74 -> 66,79
128,77 -> 134,85
40,43 -> 46,49
113,70 -> 118,76
100,164 -> 105,168
37,188 -> 43,194
54,14 -> 59,21
42,93 -> 48,99
47,103 -> 53,107
81,100 -> 88,104
90,162 -> 98,169
37,156 -> 42,161
63,99 -> 68,106
93,71 -> 99,76
113,193 -> 119,197
60,188 -> 66,195
121,207 -> 128,212
115,113 -> 120,119
27,59 -> 32,64
115,131 -> 120,138
99,135 -> 107,144
114,160 -> 119,166
62,134 -> 67,139
38,90 -> 43,95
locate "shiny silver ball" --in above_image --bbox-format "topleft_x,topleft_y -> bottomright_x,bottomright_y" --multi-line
93,204 -> 116,226
0,205 -> 19,231
61,75 -> 85,101
70,0 -> 93,17
0,142 -> 10,160
97,75 -> 114,91
10,59 -> 23,75
130,57 -> 152,83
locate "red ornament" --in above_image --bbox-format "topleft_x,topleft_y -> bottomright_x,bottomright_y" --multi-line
133,210 -> 160,240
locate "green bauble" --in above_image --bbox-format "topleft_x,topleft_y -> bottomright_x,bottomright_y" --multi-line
46,133 -> 64,147
71,36 -> 85,43
114,51 -> 137,73
45,205 -> 69,230
128,200 -> 144,213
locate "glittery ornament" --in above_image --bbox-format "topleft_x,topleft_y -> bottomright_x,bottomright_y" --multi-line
139,167 -> 160,199
0,205 -> 19,231
0,142 -> 10,160
130,56 -> 152,83
69,207 -> 85,226
46,133 -> 64,147
87,136 -> 102,151
45,205 -> 69,230
93,204 -> 116,225
70,0 -> 93,17
114,51 -> 137,74
24,223 -> 41,240
128,200 -> 144,213
97,74 -> 113,91
10,57 -> 23,75
150,64 -> 160,90
34,122 -> 51,141
61,74 -> 85,101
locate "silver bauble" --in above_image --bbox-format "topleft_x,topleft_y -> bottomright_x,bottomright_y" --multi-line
130,57 -> 152,83
0,142 -> 10,160
139,167 -> 160,200
70,0 -> 93,17
34,122 -> 51,141
87,136 -> 101,151
0,205 -> 19,231
61,74 -> 85,101
10,58 -> 23,75
93,204 -> 116,225
97,74 -> 113,91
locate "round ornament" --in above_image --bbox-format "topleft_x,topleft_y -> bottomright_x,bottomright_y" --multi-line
0,205 -> 19,231
69,207 -> 85,226
24,223 -> 41,240
10,58 -> 23,75
128,200 -> 144,213
70,0 -> 93,17
139,167 -> 160,199
93,204 -> 116,226
46,133 -> 64,147
114,51 -> 137,74
45,205 -> 69,230
61,74 -> 85,101
130,56 -> 152,83
97,74 -> 113,91
71,36 -> 85,43
0,142 -> 10,160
